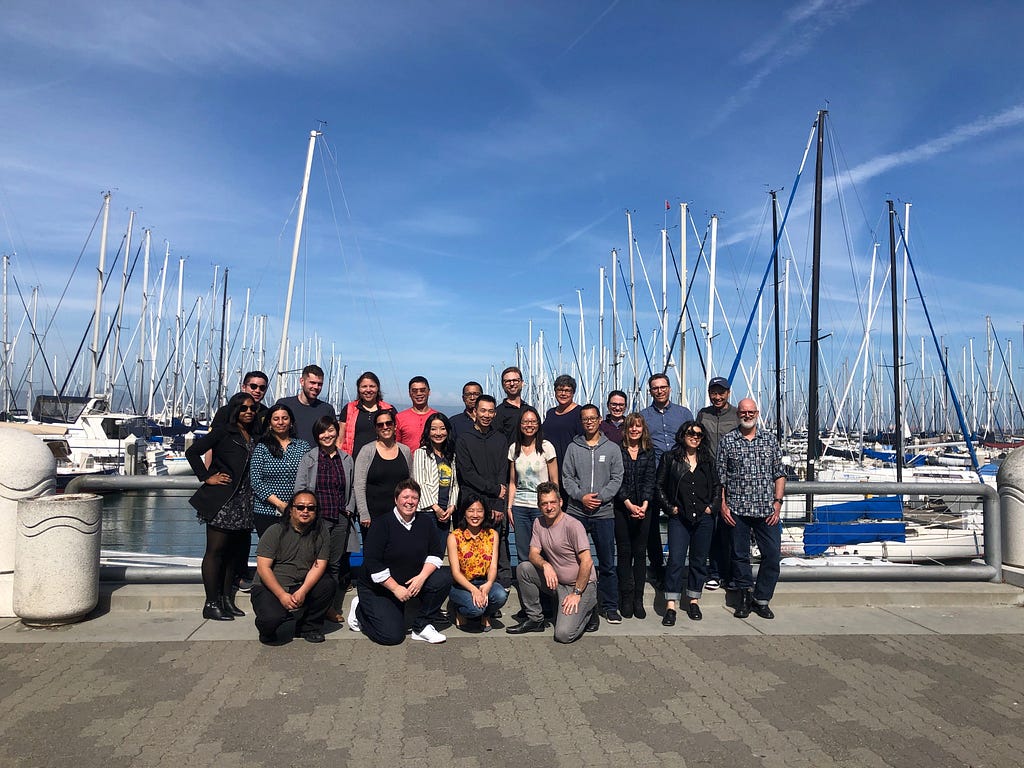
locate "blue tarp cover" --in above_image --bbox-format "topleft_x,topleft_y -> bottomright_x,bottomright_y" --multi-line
803,496 -> 906,555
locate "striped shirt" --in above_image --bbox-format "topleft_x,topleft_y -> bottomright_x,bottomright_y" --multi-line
716,428 -> 785,518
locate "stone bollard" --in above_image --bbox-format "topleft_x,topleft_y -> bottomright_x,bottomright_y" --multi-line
14,493 -> 102,626
997,446 -> 1024,570
0,427 -> 56,617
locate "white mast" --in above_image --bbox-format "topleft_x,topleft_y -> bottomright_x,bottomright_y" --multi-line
705,214 -> 718,393
679,203 -> 687,399
149,241 -> 169,416
275,129 -> 321,401
627,211 -> 638,401
136,228 -> 150,415
610,249 -> 618,391
110,209 -> 134,404
2,254 -> 8,415
660,228 -> 668,374
26,286 -> 38,414
171,257 -> 184,420
598,266 -> 605,402
90,192 -> 111,397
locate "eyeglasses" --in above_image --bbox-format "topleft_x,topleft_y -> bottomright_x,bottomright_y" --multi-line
502,378 -> 521,385
581,416 -> 600,423
292,504 -> 317,511
650,385 -> 670,392
519,420 -> 539,427
608,401 -> 627,409
376,421 -> 395,428
239,404 -> 258,412
685,429 -> 704,439
554,386 -> 574,393
737,411 -> 758,417
246,383 -> 267,391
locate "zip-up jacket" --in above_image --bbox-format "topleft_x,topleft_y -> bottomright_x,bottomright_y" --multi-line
562,433 -> 624,520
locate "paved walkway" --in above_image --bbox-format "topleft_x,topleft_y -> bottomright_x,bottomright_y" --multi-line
2,583 -> 1023,767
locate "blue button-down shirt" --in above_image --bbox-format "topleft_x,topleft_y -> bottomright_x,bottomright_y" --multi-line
640,401 -> 694,460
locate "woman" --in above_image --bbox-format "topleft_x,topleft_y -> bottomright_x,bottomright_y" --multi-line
251,490 -> 334,644
250,403 -> 311,538
339,371 -> 393,459
294,414 -> 356,622
185,391 -> 256,621
614,413 -> 657,619
348,479 -> 453,645
507,406 -> 557,565
412,412 -> 460,531
656,420 -> 718,625
446,495 -> 508,631
353,408 -> 412,528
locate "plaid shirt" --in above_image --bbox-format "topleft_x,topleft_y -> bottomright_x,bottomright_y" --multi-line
315,449 -> 347,522
716,428 -> 785,518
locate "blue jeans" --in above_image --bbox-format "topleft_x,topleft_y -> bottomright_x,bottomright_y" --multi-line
447,576 -> 509,618
664,512 -> 714,601
568,513 -> 618,612
731,515 -> 782,604
511,504 -> 541,566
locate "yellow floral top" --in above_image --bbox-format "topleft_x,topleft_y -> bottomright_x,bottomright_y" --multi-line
453,527 -> 496,580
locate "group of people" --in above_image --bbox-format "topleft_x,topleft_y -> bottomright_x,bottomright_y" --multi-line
184,363 -> 787,646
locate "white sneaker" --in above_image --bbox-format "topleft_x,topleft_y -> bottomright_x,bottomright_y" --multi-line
346,596 -> 361,632
410,624 -> 446,644
705,579 -> 720,591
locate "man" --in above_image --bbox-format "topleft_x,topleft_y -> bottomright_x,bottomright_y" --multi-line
495,366 -> 532,440
600,389 -> 628,445
250,493 -> 333,644
717,398 -> 786,620
276,364 -> 336,445
561,404 -> 624,624
455,394 -> 512,587
697,376 -> 740,591
640,373 -> 694,585
211,370 -> 270,435
542,374 -> 583,469
449,380 -> 483,439
506,482 -> 598,643
395,376 -> 437,452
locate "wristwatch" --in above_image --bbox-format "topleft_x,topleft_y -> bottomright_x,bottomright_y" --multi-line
773,498 -> 784,504
572,586 -> 584,596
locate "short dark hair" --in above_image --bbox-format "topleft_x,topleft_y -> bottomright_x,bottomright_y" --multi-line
312,414 -> 340,440
476,394 -> 497,408
501,366 -> 522,379
607,389 -> 627,405
536,481 -> 560,501
242,370 -> 268,386
462,381 -> 483,395
356,371 -> 383,400
408,376 -> 429,389
553,374 -> 576,392
374,407 -> 397,426
648,373 -> 670,389
302,364 -> 324,378
394,478 -> 421,500
580,403 -> 600,418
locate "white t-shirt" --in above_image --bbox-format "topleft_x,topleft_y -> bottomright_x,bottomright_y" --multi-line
508,439 -> 557,508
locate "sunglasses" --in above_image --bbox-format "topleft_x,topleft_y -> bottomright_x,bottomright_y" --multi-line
239,404 -> 258,412
292,504 -> 317,511
246,383 -> 268,391
685,429 -> 704,438
376,421 -> 395,428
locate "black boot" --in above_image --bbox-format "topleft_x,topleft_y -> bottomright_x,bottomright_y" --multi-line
633,590 -> 647,620
733,590 -> 751,619
203,600 -> 233,621
619,589 -> 633,619
221,594 -> 245,617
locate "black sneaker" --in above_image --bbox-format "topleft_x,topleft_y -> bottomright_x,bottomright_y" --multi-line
602,609 -> 623,625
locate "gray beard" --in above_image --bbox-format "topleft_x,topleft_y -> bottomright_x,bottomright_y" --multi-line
739,418 -> 757,430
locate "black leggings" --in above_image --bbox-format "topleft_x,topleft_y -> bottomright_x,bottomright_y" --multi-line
202,525 -> 251,602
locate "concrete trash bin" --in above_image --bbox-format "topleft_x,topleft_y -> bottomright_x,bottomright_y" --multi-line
998,447 -> 1024,570
14,493 -> 102,626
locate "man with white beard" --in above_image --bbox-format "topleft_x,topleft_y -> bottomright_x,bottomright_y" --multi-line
716,398 -> 786,620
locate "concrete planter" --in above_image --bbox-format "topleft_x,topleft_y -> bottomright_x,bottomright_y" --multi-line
14,493 -> 102,626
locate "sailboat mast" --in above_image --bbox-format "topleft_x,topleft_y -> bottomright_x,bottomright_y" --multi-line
598,266 -> 605,401
90,192 -> 111,397
2,253 -> 8,415
706,214 -> 718,393
887,200 -> 904,481
137,229 -> 150,415
805,109 -> 826,515
275,129 -> 321,400
661,228 -> 668,373
679,203 -> 687,398
627,211 -> 637,400
218,269 -> 229,409
611,249 -> 618,390
771,190 -> 782,442
110,209 -> 134,405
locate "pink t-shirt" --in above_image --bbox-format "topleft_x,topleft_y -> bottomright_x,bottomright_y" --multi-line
529,513 -> 597,586
396,407 -> 437,453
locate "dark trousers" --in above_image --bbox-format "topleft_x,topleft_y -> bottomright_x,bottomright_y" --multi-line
489,510 -> 512,588
613,503 -> 651,607
646,500 -> 665,578
323,517 -> 354,613
355,568 -> 453,646
254,514 -> 279,539
706,503 -> 734,585
568,513 -> 618,612
664,512 -> 714,601
731,515 -> 782,604
251,576 -> 335,638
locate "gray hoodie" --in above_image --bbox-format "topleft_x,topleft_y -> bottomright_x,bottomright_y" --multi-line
562,432 -> 624,520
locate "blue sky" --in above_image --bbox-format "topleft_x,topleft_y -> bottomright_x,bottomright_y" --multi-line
1,1 -> 1022,422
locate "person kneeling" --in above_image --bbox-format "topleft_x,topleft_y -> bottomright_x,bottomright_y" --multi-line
507,482 -> 598,643
349,478 -> 452,645
447,495 -> 509,631
251,490 -> 333,644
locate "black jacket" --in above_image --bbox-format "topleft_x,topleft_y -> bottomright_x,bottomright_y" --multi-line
185,424 -> 253,523
656,453 -> 719,525
616,446 -> 657,506
455,425 -> 508,512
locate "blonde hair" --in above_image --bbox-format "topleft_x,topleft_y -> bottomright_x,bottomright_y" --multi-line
622,413 -> 652,452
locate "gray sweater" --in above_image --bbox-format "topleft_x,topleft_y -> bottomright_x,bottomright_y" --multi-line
561,433 -> 624,520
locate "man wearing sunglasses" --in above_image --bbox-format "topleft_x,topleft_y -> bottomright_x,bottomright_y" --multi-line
697,377 -> 740,591
717,398 -> 786,620
211,370 -> 270,435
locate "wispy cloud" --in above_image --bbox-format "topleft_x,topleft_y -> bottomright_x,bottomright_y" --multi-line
707,0 -> 868,132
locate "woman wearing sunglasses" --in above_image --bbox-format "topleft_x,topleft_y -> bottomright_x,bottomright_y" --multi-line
353,408 -> 412,528
656,420 -> 719,625
186,391 -> 257,621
